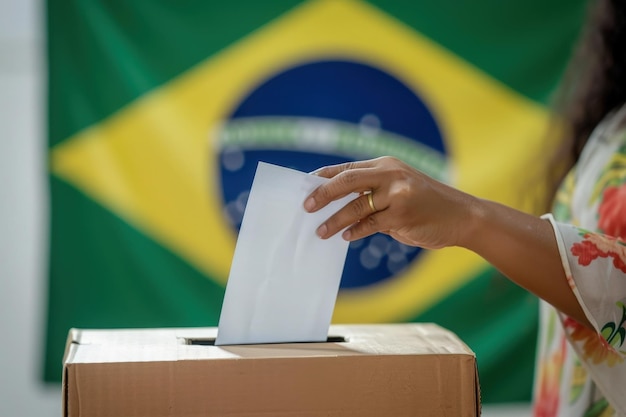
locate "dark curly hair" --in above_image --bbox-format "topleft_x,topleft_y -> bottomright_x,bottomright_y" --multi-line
547,0 -> 626,205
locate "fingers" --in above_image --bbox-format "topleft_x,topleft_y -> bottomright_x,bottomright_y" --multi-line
305,157 -> 398,241
304,166 -> 381,213
343,213 -> 384,241
316,192 -> 385,240
311,160 -> 376,179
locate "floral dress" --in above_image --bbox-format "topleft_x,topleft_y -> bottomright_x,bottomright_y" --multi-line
532,105 -> 626,417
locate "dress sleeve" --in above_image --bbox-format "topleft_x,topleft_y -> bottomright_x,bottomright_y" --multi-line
542,213 -> 626,361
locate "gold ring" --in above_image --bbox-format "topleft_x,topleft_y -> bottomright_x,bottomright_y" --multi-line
367,192 -> 377,213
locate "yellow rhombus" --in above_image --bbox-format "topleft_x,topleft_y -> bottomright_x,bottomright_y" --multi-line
50,0 -> 549,322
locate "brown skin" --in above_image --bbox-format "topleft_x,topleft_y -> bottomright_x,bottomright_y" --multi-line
304,156 -> 591,328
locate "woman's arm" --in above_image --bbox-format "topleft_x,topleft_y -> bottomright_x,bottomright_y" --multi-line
462,198 -> 590,327
304,156 -> 591,327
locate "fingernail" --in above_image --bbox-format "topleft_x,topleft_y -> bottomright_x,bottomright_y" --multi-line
304,197 -> 316,212
342,229 -> 351,241
316,224 -> 327,238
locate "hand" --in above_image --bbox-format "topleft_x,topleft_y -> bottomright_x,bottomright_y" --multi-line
303,156 -> 478,249
304,156 -> 592,328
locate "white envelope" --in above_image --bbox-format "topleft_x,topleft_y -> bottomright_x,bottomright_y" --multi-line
215,161 -> 357,345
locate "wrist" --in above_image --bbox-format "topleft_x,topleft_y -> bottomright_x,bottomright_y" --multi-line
455,196 -> 488,250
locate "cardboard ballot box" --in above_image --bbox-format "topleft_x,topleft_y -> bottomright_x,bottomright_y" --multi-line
62,323 -> 480,417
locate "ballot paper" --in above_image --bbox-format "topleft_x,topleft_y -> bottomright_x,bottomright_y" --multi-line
215,162 -> 357,345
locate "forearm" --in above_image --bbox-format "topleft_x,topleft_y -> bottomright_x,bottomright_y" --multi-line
460,197 -> 591,328
307,156 -> 594,328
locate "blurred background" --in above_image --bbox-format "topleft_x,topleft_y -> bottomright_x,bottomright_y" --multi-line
1,0 -> 590,415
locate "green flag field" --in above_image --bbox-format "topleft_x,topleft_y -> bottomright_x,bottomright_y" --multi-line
46,0 -> 587,402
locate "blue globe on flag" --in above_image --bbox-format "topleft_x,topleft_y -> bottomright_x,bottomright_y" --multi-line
216,60 -> 449,289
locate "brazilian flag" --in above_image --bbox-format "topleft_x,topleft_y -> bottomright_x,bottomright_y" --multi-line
46,0 -> 587,403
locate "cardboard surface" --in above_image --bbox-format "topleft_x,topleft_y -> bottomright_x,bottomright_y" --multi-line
63,323 -> 480,416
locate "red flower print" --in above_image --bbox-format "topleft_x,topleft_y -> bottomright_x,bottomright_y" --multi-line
598,184 -> 626,240
571,239 -> 603,266
564,317 -> 624,367
532,336 -> 566,417
612,253 -> 626,273
570,233 -> 626,273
